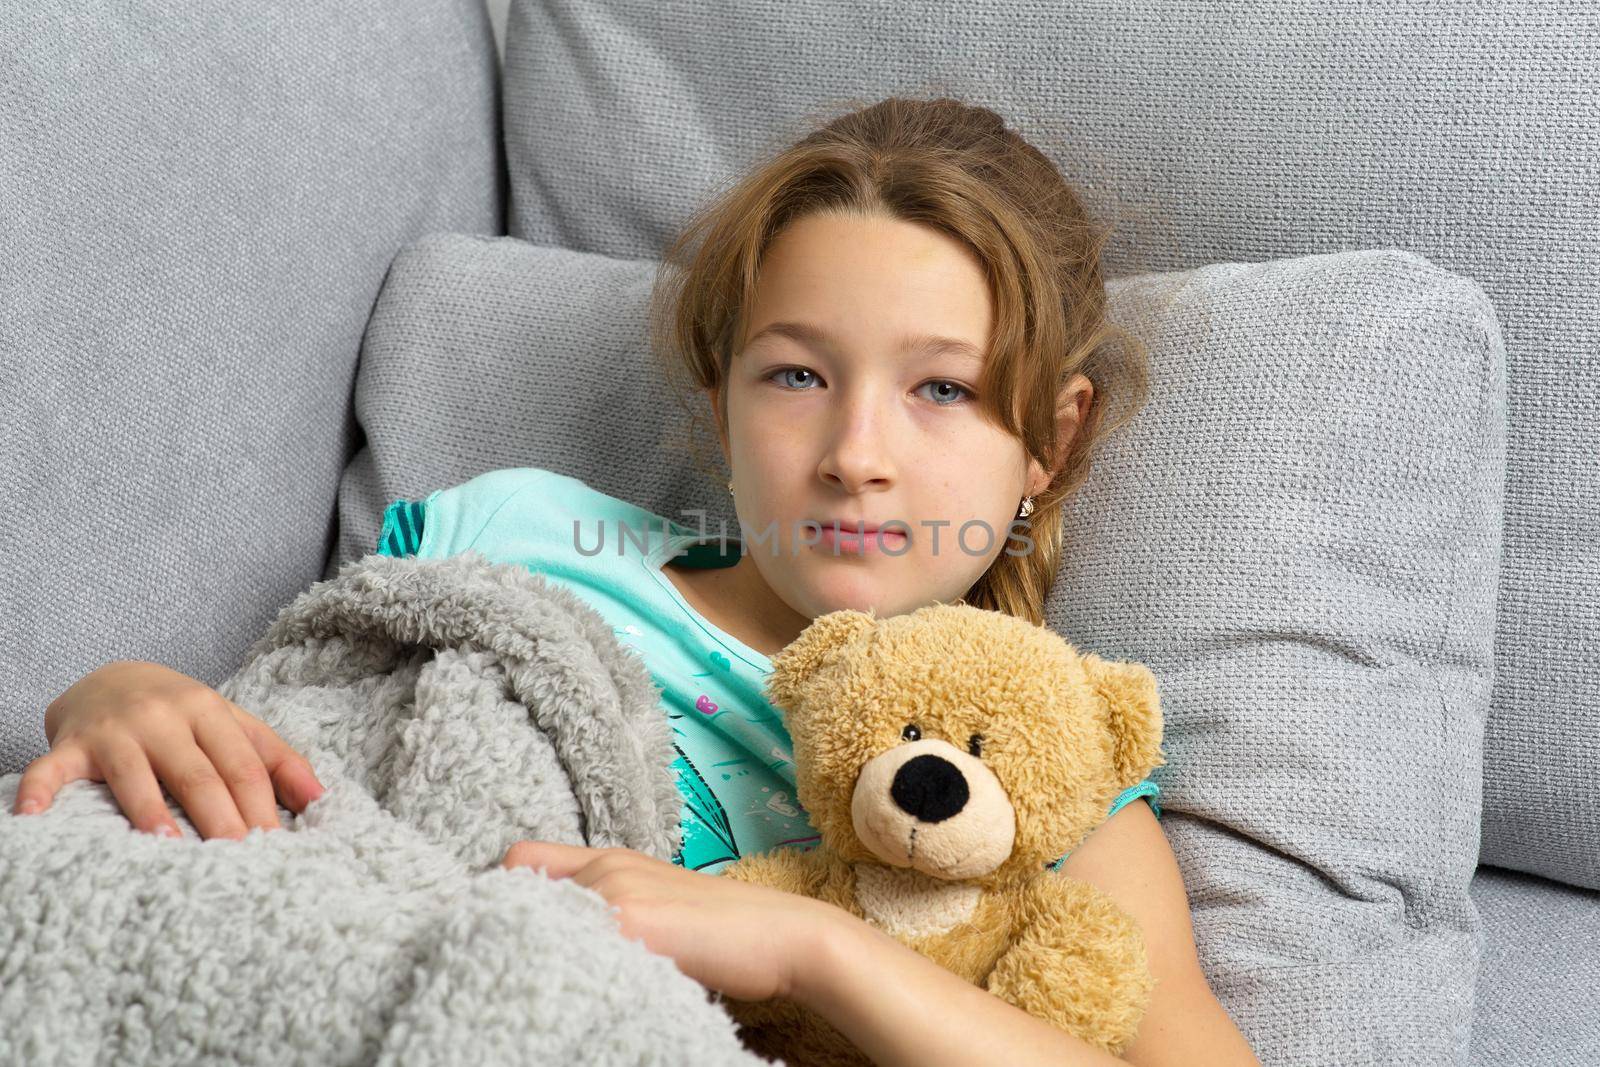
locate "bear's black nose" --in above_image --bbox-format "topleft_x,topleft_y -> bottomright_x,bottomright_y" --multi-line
890,754 -> 969,823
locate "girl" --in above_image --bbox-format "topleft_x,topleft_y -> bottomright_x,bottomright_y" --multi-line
16,97 -> 1259,1067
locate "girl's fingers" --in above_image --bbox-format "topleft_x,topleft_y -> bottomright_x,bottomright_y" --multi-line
226,705 -> 325,813
188,709 -> 284,835
143,730 -> 253,842
92,733 -> 188,839
503,840 -> 601,879
11,747 -> 91,816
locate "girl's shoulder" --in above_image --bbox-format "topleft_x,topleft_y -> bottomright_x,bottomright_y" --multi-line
379,466 -> 686,562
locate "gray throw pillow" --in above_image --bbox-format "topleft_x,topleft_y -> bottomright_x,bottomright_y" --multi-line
1047,252 -> 1505,1061
332,232 -> 1505,1064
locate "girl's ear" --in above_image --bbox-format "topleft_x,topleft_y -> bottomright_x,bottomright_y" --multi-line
1080,651 -> 1166,791
766,609 -> 877,711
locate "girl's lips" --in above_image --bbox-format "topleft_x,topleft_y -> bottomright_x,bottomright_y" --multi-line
815,526 -> 909,555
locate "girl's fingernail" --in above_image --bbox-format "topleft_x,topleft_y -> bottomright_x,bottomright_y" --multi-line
157,825 -> 180,838
16,799 -> 40,814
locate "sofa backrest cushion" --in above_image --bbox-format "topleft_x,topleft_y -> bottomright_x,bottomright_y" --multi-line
0,1 -> 505,774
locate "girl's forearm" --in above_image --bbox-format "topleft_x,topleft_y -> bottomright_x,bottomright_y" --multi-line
790,911 -> 1130,1067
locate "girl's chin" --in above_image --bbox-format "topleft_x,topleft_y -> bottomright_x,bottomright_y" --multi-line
796,576 -> 916,620
801,564 -> 984,620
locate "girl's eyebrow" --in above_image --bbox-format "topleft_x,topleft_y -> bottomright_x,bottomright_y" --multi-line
745,320 -> 985,364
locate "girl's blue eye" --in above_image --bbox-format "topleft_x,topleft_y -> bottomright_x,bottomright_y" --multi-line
917,380 -> 974,406
771,367 -> 820,390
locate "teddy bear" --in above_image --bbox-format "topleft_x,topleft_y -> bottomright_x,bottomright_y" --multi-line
716,601 -> 1167,1066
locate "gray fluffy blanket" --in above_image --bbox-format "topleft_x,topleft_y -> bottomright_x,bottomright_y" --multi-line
0,551 -> 774,1066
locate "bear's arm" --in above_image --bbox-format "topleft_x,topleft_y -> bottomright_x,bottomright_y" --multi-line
982,874 -> 1156,1057
717,846 -> 857,915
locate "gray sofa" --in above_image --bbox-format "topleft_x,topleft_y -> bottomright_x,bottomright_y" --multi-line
4,2 -> 1596,1064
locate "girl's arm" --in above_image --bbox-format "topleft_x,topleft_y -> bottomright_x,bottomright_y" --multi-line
1054,800 -> 1261,1066
788,799 -> 1262,1067
791,910 -> 1129,1066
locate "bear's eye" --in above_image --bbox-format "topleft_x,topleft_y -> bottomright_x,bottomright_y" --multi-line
901,723 -> 921,742
968,733 -> 984,758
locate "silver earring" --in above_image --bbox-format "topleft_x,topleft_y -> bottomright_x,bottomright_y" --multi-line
727,478 -> 735,497
1018,496 -> 1035,519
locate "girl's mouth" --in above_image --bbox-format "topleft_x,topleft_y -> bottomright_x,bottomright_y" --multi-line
816,526 -> 909,555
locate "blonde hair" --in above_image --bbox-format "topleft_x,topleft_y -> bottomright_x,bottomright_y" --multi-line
649,95 -> 1151,626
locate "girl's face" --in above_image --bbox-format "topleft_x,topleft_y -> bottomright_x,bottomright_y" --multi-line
712,210 -> 1090,628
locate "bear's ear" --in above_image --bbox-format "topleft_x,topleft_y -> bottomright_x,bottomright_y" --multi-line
766,609 -> 877,711
1080,652 -> 1166,791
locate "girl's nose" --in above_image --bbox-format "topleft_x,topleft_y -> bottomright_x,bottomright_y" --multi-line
817,405 -> 898,493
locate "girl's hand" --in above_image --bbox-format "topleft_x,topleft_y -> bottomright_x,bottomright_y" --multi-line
14,659 -> 325,840
500,840 -> 839,1003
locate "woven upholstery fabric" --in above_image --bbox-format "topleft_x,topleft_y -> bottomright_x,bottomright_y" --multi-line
1047,252 -> 1504,1063
1468,867 -> 1600,1064
500,0 -> 1600,891
329,233 -> 1505,1065
327,234 -> 724,578
0,1 -> 504,775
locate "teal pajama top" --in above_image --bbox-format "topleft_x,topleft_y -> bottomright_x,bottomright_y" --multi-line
376,466 -> 1161,875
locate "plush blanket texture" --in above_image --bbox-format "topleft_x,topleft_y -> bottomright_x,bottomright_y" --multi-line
0,551 -> 772,1066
